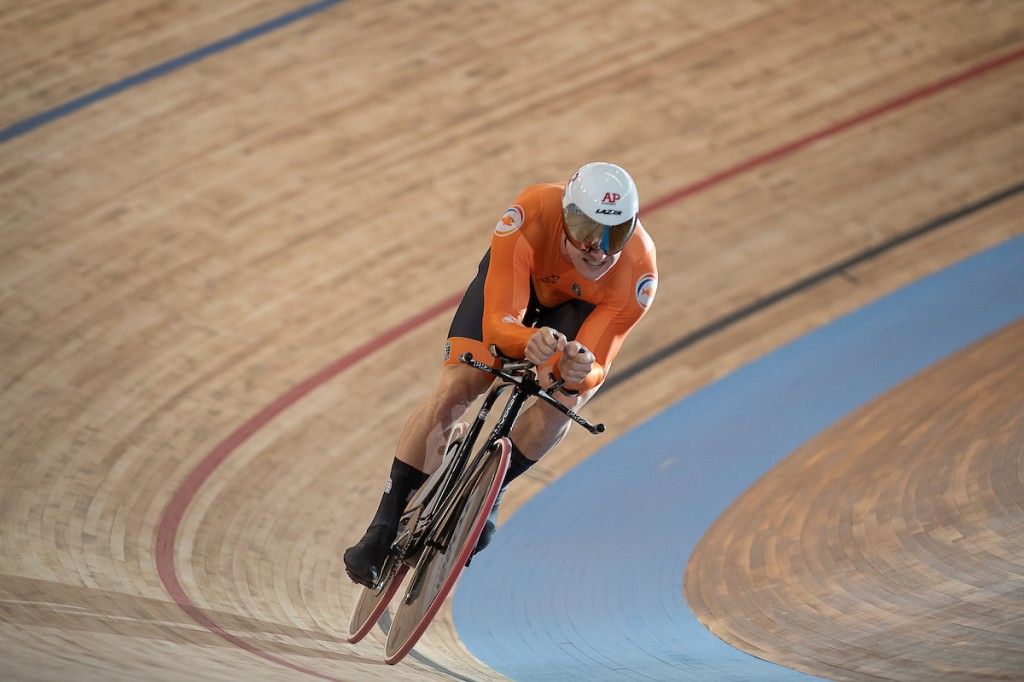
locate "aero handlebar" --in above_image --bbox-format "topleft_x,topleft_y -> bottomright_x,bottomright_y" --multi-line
457,353 -> 605,435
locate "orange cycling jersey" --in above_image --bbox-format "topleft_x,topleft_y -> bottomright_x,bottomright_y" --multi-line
482,182 -> 657,392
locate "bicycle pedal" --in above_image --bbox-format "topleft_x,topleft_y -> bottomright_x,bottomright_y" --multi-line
345,568 -> 376,589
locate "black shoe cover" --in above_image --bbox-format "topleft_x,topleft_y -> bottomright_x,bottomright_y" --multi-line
344,524 -> 396,588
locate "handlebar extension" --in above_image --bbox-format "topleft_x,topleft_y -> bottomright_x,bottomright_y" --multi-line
458,353 -> 605,435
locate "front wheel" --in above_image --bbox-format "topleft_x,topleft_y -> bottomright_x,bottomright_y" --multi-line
383,438 -> 510,664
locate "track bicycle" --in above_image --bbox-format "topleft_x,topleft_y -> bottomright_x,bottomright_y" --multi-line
346,349 -> 604,664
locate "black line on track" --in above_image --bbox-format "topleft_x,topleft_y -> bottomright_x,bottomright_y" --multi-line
601,178 -> 1024,395
0,0 -> 348,143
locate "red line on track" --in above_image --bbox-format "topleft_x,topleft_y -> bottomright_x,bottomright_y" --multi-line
644,45 -> 1024,212
155,46 -> 1024,678
155,293 -> 462,681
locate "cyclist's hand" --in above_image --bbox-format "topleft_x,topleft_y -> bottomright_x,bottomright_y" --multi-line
525,327 -> 566,365
558,341 -> 594,386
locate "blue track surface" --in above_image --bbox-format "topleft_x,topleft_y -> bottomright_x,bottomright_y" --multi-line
453,234 -> 1024,681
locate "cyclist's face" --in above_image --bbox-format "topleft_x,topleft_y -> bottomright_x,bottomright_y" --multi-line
560,236 -> 619,281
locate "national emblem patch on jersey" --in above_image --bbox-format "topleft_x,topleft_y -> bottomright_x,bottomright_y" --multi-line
494,205 -> 524,236
635,273 -> 657,308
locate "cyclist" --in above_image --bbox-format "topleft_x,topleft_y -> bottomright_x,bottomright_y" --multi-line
344,162 -> 658,587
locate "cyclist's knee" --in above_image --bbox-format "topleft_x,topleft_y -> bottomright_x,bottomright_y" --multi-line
430,363 -> 490,420
514,383 -> 600,453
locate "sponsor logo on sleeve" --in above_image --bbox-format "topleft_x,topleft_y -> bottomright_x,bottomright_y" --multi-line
494,205 -> 525,236
635,273 -> 656,308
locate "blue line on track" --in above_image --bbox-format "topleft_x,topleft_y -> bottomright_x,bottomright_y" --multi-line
0,0 -> 347,144
454,234 -> 1024,681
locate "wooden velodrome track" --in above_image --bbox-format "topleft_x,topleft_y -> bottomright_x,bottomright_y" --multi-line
2,1 -> 1022,680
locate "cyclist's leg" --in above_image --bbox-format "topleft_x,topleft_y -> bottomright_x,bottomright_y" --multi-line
405,249 -> 500,473
345,252 -> 494,585
510,381 -> 600,459
395,362 -> 492,474
346,361 -> 492,582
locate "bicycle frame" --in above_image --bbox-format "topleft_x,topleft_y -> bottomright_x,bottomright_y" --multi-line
407,352 -> 603,522
420,354 -> 603,551
348,350 -> 607,659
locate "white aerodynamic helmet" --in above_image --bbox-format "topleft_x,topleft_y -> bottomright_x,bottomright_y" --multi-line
561,162 -> 639,254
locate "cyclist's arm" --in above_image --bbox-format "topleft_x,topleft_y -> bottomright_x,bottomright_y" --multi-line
536,300 -> 639,392
481,191 -> 543,359
544,261 -> 657,392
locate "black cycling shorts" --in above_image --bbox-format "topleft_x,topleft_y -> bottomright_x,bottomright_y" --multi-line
445,249 -> 595,365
